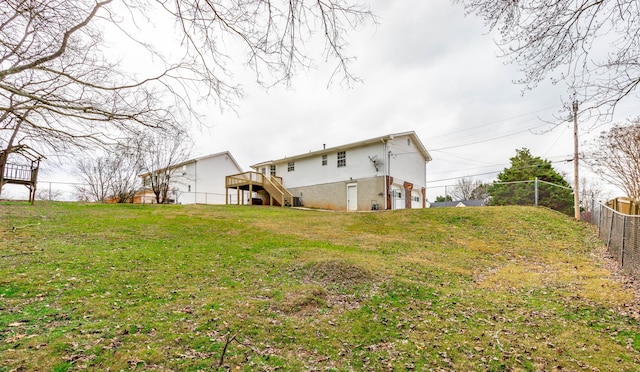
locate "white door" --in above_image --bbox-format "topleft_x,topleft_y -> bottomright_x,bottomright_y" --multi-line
347,184 -> 358,211
411,190 -> 421,209
391,186 -> 405,210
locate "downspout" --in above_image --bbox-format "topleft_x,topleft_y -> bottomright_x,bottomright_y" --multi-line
194,160 -> 198,203
381,138 -> 387,210
388,149 -> 392,210
424,155 -> 428,208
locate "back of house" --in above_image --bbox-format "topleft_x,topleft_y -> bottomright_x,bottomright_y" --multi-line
250,131 -> 431,211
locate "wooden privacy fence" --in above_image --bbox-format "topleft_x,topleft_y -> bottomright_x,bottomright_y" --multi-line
606,197 -> 640,215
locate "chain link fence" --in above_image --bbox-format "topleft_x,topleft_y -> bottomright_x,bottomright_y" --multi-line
598,204 -> 640,280
1,181 -> 229,205
484,179 -> 575,216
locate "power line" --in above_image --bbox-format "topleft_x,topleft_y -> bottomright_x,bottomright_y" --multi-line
430,122 -> 554,151
427,159 -> 573,184
428,105 -> 560,141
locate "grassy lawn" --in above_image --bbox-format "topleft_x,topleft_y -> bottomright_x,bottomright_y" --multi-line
1,202 -> 639,371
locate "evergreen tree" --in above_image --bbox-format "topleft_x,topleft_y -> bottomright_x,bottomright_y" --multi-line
435,195 -> 453,202
489,149 -> 574,215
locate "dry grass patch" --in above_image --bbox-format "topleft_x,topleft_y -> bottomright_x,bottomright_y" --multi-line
477,263 -> 547,290
400,251 -> 475,277
477,259 -> 635,307
453,237 -> 501,254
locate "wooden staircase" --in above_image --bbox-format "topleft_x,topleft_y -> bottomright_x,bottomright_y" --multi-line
225,171 -> 295,207
263,176 -> 294,206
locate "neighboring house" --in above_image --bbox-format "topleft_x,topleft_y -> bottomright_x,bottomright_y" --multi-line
429,199 -> 486,208
137,151 -> 243,204
234,131 -> 431,211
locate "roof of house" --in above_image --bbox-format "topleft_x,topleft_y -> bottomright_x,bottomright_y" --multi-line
139,150 -> 242,177
251,131 -> 431,169
177,151 -> 242,170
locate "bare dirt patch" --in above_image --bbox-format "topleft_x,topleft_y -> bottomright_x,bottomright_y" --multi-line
303,259 -> 374,289
277,285 -> 327,315
276,260 -> 378,316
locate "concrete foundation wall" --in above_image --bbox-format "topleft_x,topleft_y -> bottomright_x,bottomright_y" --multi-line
289,176 -> 384,211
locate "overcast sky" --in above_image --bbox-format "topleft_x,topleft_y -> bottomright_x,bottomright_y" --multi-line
187,0 -> 635,199
25,0 -> 637,201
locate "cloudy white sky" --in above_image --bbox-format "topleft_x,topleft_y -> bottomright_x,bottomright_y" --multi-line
21,0 -> 637,201
190,0 -> 636,199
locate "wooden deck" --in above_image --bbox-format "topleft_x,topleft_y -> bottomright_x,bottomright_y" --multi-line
225,171 -> 294,206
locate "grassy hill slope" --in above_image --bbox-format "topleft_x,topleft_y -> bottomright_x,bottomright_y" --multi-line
1,203 -> 639,371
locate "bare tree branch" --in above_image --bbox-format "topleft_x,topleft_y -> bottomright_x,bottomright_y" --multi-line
587,118 -> 640,199
454,0 -> 640,122
1,0 -> 374,196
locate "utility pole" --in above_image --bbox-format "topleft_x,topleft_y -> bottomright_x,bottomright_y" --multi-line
572,100 -> 580,220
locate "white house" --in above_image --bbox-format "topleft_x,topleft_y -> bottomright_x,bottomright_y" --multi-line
247,131 -> 431,211
138,151 -> 243,204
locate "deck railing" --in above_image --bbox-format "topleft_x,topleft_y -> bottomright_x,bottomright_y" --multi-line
225,171 -> 265,188
267,176 -> 294,205
225,171 -> 294,206
2,163 -> 35,182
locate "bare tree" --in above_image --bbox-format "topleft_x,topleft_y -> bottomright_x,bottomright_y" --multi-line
579,176 -> 609,222
454,0 -> 640,120
471,182 -> 490,203
36,187 -> 63,201
75,143 -> 142,203
450,177 -> 474,200
1,0 -> 374,194
450,177 -> 484,200
0,0 -> 178,197
75,157 -> 114,202
588,118 -> 640,199
75,148 -> 137,203
136,127 -> 192,204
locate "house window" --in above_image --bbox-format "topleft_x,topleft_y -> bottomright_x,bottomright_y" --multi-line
270,164 -> 276,176
322,154 -> 327,166
337,151 -> 346,167
412,196 -> 420,202
407,138 -> 411,146
188,185 -> 191,192
261,167 -> 266,175
288,162 -> 295,172
393,190 -> 402,198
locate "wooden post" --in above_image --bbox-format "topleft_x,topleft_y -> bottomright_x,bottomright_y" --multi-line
572,100 -> 580,220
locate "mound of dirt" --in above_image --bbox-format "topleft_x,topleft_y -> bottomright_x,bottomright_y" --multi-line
304,259 -> 374,288
277,285 -> 327,315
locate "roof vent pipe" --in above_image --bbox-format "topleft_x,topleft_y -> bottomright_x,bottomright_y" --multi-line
323,144 -> 326,150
